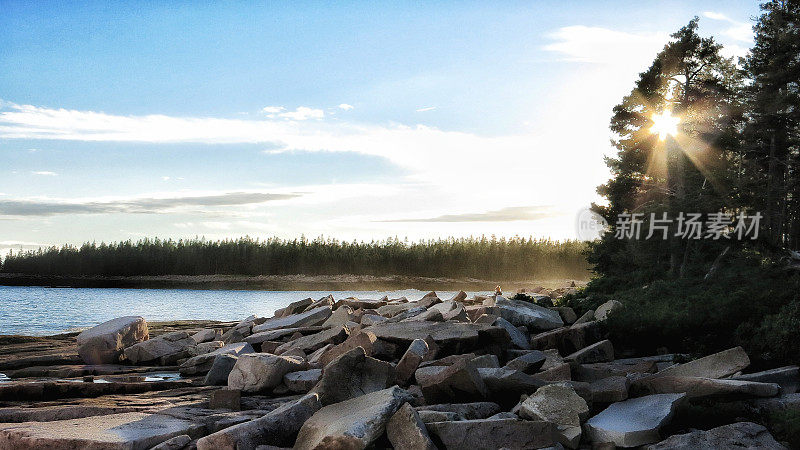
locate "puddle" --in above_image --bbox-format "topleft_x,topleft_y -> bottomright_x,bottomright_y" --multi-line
93,372 -> 182,383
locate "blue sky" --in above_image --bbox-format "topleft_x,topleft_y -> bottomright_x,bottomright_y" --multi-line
0,1 -> 760,252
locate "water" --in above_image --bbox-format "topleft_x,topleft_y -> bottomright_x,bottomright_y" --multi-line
0,286 -> 484,336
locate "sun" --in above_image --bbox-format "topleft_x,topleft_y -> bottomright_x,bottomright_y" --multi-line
650,111 -> 680,140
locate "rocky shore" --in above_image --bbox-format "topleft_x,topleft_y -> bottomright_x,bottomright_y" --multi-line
0,288 -> 796,449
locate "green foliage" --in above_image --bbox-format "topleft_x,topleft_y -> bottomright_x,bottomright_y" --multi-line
0,236 -> 589,280
767,409 -> 800,449
578,249 -> 800,366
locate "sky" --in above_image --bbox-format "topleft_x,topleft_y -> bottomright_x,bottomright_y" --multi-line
0,1 -> 760,254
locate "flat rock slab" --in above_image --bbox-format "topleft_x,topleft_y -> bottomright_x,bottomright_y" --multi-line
585,393 -> 686,447
0,412 -> 200,450
387,403 -> 437,450
656,346 -> 749,379
632,375 -> 779,399
252,307 -> 332,334
124,331 -> 196,364
196,393 -> 321,450
311,347 -> 392,405
227,353 -> 307,393
294,386 -> 413,450
366,321 -> 508,355
426,419 -> 556,450
274,325 -> 349,355
416,402 -> 501,420
643,421 -> 786,449
179,342 -> 254,375
565,339 -> 614,364
732,366 -> 800,394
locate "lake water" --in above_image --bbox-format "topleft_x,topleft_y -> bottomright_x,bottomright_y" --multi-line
0,286 -> 486,336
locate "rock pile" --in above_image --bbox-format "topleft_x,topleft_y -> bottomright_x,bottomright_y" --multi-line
0,290 -> 795,449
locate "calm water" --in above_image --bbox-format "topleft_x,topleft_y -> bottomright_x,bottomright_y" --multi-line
0,286 -> 483,336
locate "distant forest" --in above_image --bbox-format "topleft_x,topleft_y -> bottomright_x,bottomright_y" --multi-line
0,236 -> 590,280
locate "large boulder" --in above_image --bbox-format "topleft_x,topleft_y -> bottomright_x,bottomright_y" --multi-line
311,346 -> 393,405
492,296 -> 563,331
395,339 -> 430,385
416,359 -> 488,403
655,346 -> 750,379
584,393 -> 686,447
322,305 -> 355,328
315,330 -> 397,367
594,300 -> 623,321
179,342 -> 254,375
518,384 -> 589,449
227,353 -> 307,393
387,403 -> 437,450
252,306 -> 332,334
425,419 -> 556,449
493,317 -> 531,350
76,316 -> 149,364
196,393 -> 321,450
123,331 -> 196,364
643,421 -> 786,449
294,386 -> 413,450
284,369 -> 322,393
203,354 -> 239,386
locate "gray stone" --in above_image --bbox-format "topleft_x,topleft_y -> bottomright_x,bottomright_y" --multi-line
192,328 -> 222,343
179,342 -> 255,375
360,314 -> 389,326
732,366 -> 799,394
565,339 -> 614,364
150,434 -> 191,450
590,375 -> 630,403
643,421 -> 785,450
416,410 -> 459,423
404,308 -> 444,322
252,306 -> 332,334
518,384 -> 588,449
294,386 -> 413,450
387,403 -> 437,450
551,306 -> 578,324
531,321 -> 602,355
584,393 -> 686,447
505,350 -> 546,373
493,296 -> 564,331
366,321 -> 509,355
76,316 -> 149,365
656,347 -> 750,379
573,309 -> 594,326
417,402 -> 501,420
396,339 -> 430,385
244,327 -> 324,345
311,346 -> 393,405
425,419 -> 556,450
322,305 -> 354,328
197,393 -> 321,450
204,354 -> 239,385
632,375 -> 780,399
493,317 -> 531,350
284,369 -> 322,393
209,388 -> 241,410
123,331 -> 196,364
276,298 -> 313,317
0,412 -> 199,450
595,300 -> 623,321
478,367 -> 544,406
377,302 -> 416,317
470,354 -> 500,368
274,325 -> 349,355
227,353 -> 307,393
416,359 -> 488,403
188,340 -> 225,357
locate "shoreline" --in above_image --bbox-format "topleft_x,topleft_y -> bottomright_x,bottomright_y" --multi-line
0,273 -> 587,291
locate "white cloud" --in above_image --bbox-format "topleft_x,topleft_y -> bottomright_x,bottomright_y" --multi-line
544,26 -> 669,64
703,11 -> 753,43
338,103 -> 354,111
415,106 -> 436,112
31,171 -> 57,176
262,106 -> 285,114
279,106 -> 324,120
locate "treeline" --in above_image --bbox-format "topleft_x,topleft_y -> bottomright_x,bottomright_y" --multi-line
0,236 -> 589,280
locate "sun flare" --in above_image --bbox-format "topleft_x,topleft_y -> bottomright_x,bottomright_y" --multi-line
650,111 -> 680,140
